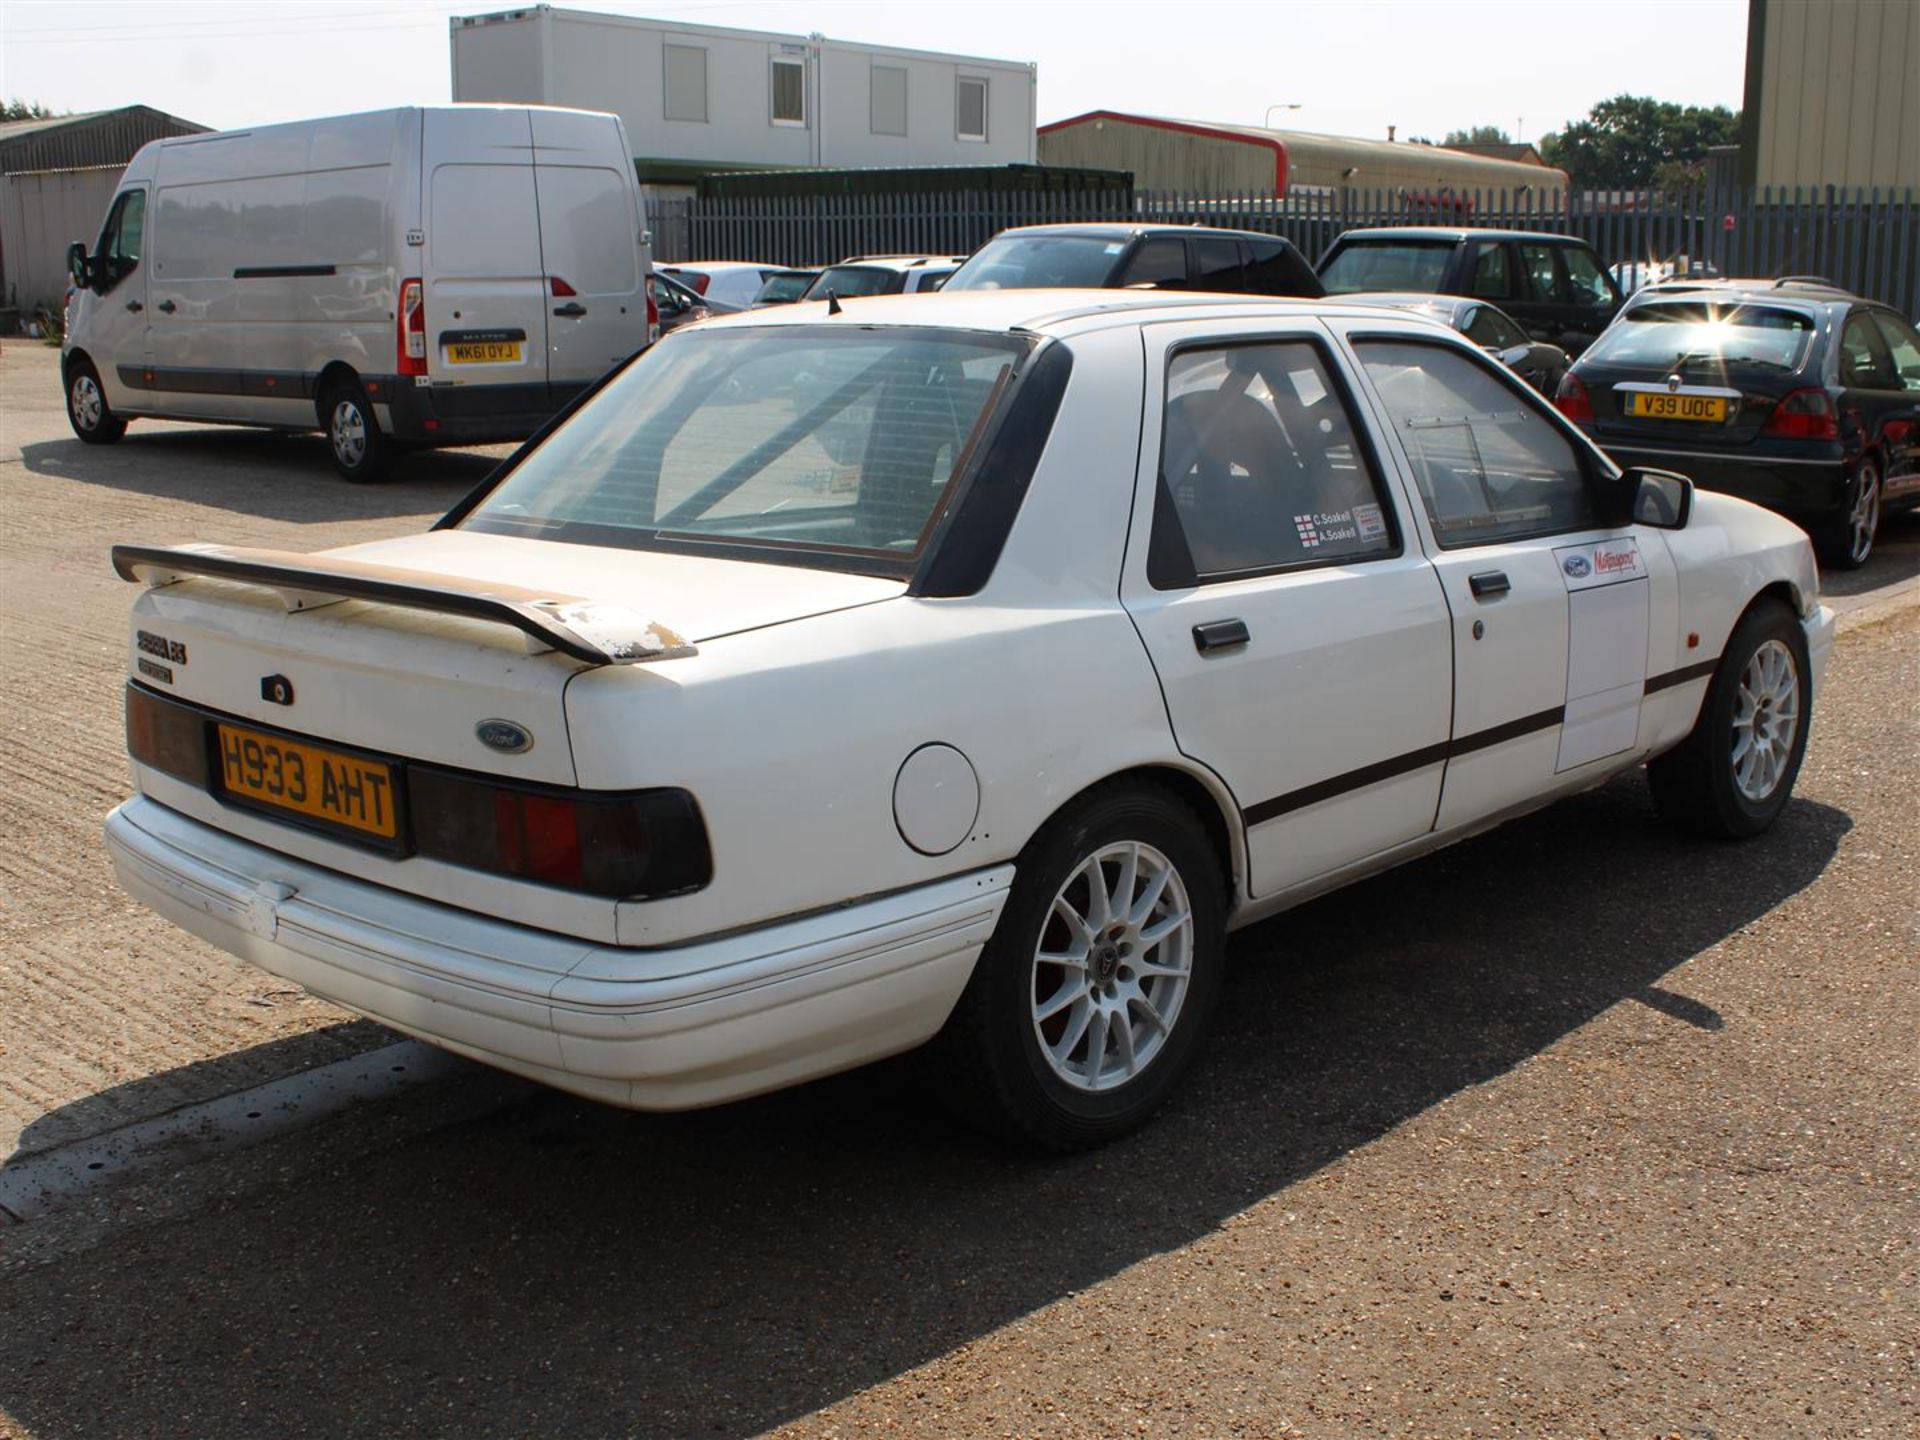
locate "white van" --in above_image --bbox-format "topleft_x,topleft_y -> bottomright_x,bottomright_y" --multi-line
62,105 -> 656,480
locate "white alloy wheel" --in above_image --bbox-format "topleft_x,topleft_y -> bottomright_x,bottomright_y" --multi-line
1730,638 -> 1801,803
1030,839 -> 1194,1093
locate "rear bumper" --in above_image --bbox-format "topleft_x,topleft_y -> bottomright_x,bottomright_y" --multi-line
380,379 -> 556,447
105,796 -> 1011,1110
1587,434 -> 1849,518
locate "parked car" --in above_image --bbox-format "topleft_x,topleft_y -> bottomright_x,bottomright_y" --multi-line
1344,292 -> 1569,394
659,261 -> 787,310
1317,228 -> 1622,355
801,255 -> 963,301
62,105 -> 656,482
107,290 -> 1832,1151
942,223 -> 1321,297
1555,278 -> 1920,568
751,268 -> 820,306
649,270 -> 737,334
1611,254 -> 1721,296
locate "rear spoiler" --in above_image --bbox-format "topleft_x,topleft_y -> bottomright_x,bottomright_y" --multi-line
110,543 -> 695,667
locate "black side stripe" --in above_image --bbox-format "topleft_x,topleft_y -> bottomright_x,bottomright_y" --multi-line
232,264 -> 337,279
1645,657 -> 1719,694
1243,705 -> 1564,828
1242,654 -> 1726,829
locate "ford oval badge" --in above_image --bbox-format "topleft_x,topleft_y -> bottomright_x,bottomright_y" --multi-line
1562,554 -> 1592,579
476,719 -> 533,754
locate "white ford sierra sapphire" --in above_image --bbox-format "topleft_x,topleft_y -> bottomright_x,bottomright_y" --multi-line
107,290 -> 1834,1149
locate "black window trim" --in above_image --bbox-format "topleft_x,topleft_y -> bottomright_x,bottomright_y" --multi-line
1148,331 -> 1409,591
1346,329 -> 1630,552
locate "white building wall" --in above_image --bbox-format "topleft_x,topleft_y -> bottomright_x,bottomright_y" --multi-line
452,7 -> 1035,172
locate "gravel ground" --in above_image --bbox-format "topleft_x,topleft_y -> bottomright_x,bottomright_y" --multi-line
0,337 -> 1915,1439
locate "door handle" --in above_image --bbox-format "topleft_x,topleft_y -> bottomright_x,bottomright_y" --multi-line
156,299 -> 176,314
1468,570 -> 1511,599
1192,619 -> 1250,653
124,300 -> 144,313
552,302 -> 587,318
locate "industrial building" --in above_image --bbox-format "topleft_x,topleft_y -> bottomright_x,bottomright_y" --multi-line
1038,111 -> 1567,203
0,105 -> 207,316
1739,0 -> 1918,189
450,5 -> 1038,198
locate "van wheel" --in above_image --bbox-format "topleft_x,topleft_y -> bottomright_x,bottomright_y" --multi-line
322,378 -> 392,482
923,781 -> 1226,1151
67,358 -> 127,444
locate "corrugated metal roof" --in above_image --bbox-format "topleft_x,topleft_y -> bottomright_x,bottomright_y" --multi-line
0,105 -> 208,175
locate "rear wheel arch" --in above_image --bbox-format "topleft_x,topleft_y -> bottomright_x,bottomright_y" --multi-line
1031,763 -> 1245,910
312,361 -> 365,430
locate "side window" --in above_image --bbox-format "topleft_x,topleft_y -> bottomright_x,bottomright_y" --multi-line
1465,305 -> 1524,350
1192,238 -> 1244,293
1470,243 -> 1513,300
1561,247 -> 1615,309
1240,237 -> 1314,296
1358,340 -> 1599,547
1517,244 -> 1564,303
1117,238 -> 1188,291
1839,313 -> 1897,389
1871,312 -> 1920,390
1156,341 -> 1398,582
97,189 -> 146,286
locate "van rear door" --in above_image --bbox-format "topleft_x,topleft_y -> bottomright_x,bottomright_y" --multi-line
421,109 -> 550,416
530,109 -> 649,405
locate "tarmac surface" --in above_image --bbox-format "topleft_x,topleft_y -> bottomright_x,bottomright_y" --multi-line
0,336 -> 1915,1438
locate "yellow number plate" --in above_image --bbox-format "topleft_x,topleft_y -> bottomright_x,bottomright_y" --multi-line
216,723 -> 398,839
446,341 -> 523,364
1627,391 -> 1727,422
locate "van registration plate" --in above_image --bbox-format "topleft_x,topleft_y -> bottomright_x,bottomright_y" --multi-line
446,340 -> 523,364
1626,392 -> 1727,423
215,723 -> 399,840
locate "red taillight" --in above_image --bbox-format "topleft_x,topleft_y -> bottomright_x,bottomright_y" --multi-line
685,272 -> 710,295
646,282 -> 659,345
1554,372 -> 1595,423
1762,387 -> 1838,440
549,275 -> 578,298
397,278 -> 426,377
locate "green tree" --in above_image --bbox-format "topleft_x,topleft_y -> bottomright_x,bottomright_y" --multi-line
1443,125 -> 1514,147
1538,95 -> 1739,190
3,99 -> 55,122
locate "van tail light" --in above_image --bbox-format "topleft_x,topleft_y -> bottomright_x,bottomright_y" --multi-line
397,278 -> 426,376
408,767 -> 711,899
1761,387 -> 1838,440
645,281 -> 660,346
1554,372 -> 1595,423
549,275 -> 578,297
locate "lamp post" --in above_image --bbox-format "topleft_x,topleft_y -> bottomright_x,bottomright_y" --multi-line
1264,103 -> 1303,128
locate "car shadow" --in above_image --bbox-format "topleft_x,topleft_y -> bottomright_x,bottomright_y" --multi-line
18,429 -> 505,525
1817,507 -> 1920,597
0,773 -> 1851,1440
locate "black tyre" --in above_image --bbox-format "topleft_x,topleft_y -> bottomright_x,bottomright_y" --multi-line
66,357 -> 127,444
925,781 -> 1226,1151
1816,458 -> 1879,570
321,377 -> 392,483
1648,600 -> 1811,840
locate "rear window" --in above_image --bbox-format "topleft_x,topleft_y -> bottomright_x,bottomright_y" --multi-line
1318,241 -> 1456,295
461,327 -> 1027,574
943,234 -> 1126,291
1585,302 -> 1816,373
804,266 -> 899,300
755,271 -> 815,303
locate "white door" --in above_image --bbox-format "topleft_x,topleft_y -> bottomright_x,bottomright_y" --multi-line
82,186 -> 153,412
1346,335 -> 1662,830
1120,323 -> 1455,898
531,109 -> 649,399
422,109 -> 549,405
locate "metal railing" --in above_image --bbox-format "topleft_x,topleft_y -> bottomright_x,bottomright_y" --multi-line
653,183 -> 1920,317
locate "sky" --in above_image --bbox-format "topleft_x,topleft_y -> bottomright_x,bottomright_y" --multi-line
3,0 -> 1751,144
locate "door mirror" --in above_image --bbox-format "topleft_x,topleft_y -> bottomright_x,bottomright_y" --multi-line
66,241 -> 92,290
1628,467 -> 1692,529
